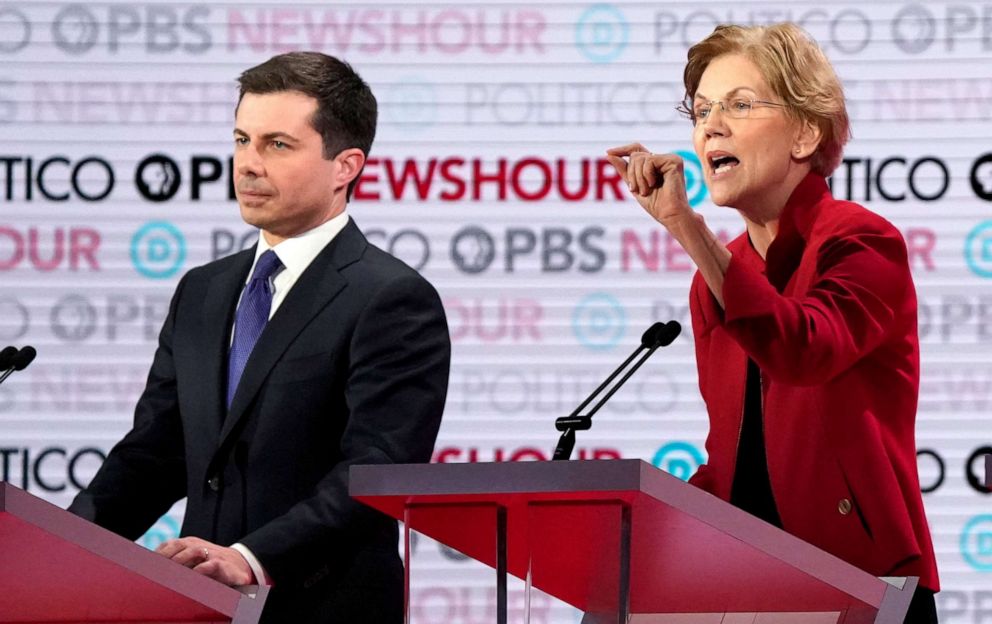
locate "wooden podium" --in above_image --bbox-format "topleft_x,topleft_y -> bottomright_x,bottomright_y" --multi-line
0,482 -> 268,623
351,459 -> 916,624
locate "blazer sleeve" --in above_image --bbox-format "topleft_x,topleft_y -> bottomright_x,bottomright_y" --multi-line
686,270 -> 717,494
238,271 -> 451,583
719,224 -> 913,386
67,274 -> 189,539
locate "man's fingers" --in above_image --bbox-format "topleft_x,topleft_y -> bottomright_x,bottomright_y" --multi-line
173,547 -> 207,568
194,556 -> 251,586
155,538 -> 188,558
156,538 -> 210,568
193,559 -> 222,579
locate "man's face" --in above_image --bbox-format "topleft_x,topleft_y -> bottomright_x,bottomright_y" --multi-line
233,91 -> 343,244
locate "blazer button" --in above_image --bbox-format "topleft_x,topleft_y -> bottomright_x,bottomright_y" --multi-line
208,476 -> 221,492
838,498 -> 852,515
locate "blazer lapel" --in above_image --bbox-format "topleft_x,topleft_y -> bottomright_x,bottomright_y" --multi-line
197,251 -> 253,443
218,220 -> 367,447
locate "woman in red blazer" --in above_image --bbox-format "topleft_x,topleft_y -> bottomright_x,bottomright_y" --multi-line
606,23 -> 938,623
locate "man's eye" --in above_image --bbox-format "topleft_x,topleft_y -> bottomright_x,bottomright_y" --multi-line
273,140 -> 287,149
235,137 -> 248,145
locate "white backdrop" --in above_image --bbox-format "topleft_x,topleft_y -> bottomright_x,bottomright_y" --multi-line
1,1 -> 990,621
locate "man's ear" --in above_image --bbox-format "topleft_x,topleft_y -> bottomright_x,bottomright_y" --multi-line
792,119 -> 823,160
334,148 -> 366,191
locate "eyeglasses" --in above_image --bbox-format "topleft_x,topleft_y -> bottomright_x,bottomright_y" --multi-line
678,97 -> 788,125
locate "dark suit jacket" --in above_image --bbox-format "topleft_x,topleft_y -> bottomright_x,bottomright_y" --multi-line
69,219 -> 451,622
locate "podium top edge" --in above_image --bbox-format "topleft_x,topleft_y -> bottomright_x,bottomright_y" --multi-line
0,481 -> 250,615
349,459 -> 657,497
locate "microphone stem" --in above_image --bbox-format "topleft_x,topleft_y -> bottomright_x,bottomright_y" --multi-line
0,368 -> 14,386
553,345 -> 660,461
552,428 -> 575,461
566,345 -> 645,418
583,346 -> 660,419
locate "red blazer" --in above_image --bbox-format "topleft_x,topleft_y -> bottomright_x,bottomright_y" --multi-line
688,173 -> 938,591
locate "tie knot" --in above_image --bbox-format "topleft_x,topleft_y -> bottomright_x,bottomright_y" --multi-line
251,250 -> 282,282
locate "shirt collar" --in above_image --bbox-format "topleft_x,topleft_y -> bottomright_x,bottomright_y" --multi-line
250,211 -> 350,284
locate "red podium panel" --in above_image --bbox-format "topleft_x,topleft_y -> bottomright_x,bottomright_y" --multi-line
351,460 -> 915,623
0,483 -> 268,623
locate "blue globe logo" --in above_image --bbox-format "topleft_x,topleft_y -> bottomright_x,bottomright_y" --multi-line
675,150 -> 708,207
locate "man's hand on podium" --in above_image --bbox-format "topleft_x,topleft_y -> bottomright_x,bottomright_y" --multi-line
155,536 -> 254,586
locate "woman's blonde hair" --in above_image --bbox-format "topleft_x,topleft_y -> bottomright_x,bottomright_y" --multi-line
682,23 -> 850,176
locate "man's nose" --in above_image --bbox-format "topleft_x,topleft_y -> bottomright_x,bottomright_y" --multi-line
236,144 -> 264,177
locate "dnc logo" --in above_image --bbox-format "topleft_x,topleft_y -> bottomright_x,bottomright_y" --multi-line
652,441 -> 705,481
675,150 -> 709,208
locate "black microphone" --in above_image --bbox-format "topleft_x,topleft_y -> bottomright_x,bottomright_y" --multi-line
552,321 -> 681,461
0,346 -> 17,370
0,346 -> 37,386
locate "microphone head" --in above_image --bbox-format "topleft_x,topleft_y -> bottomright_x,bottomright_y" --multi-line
655,321 -> 682,347
11,346 -> 36,371
0,346 -> 17,370
640,322 -> 665,347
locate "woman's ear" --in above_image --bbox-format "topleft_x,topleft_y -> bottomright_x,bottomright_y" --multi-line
792,119 -> 822,160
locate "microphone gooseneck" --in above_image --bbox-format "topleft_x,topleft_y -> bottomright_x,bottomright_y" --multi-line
552,322 -> 681,461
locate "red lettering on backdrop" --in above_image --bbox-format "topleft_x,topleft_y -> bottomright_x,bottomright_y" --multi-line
384,159 -> 437,200
439,158 -> 466,200
0,227 -> 25,270
621,228 -> 736,272
559,159 -> 591,200
227,9 -> 545,55
510,158 -> 552,201
597,158 -> 625,200
353,157 -> 629,202
353,158 -> 380,200
70,228 -> 101,270
29,228 -> 64,271
472,158 -> 508,200
0,227 -> 100,271
433,447 -> 622,463
301,10 -> 354,51
446,298 -> 543,343
905,227 -> 936,271
227,10 -> 266,52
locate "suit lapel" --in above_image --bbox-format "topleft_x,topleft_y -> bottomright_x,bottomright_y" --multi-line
201,251 -> 254,441
218,220 -> 367,447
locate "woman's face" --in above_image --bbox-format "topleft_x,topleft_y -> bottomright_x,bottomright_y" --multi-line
691,53 -> 806,213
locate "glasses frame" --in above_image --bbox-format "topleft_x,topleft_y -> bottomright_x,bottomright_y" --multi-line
677,97 -> 788,126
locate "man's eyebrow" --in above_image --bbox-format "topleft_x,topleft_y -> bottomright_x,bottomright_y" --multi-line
232,129 -> 301,142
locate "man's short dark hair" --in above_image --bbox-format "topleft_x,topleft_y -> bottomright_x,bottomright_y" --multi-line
237,51 -> 377,201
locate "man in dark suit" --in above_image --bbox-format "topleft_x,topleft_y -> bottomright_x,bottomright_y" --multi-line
69,52 -> 450,623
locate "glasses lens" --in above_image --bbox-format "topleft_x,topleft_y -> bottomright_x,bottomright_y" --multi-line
728,98 -> 752,118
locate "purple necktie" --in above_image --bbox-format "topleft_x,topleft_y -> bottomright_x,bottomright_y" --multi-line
227,250 -> 282,409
